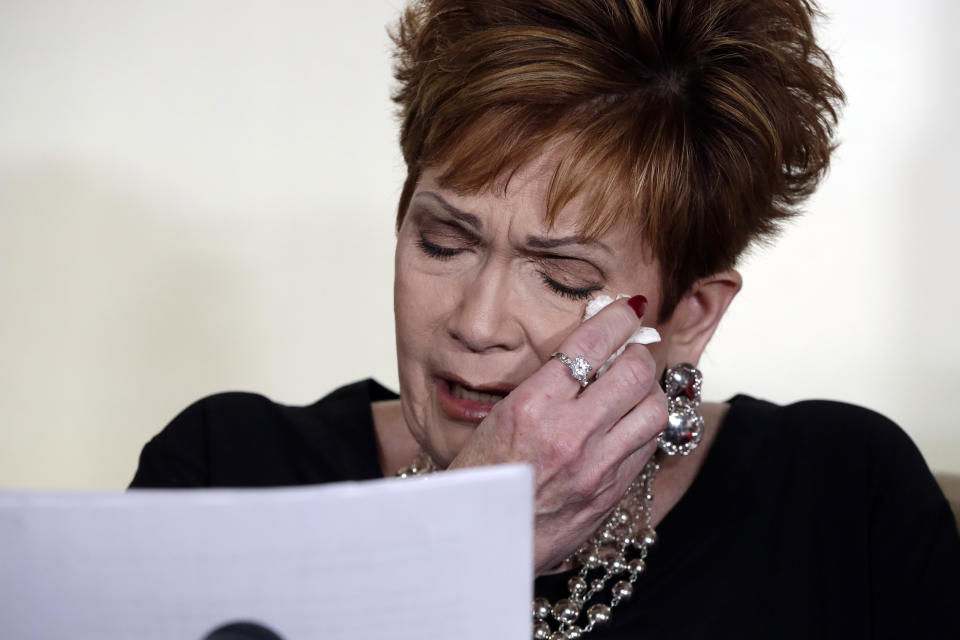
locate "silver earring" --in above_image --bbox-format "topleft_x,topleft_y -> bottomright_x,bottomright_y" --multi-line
657,363 -> 704,456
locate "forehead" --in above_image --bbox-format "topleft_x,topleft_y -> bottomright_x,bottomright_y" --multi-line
418,161 -> 551,222
415,161 -> 647,259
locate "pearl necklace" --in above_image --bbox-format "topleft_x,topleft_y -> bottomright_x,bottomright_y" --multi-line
397,453 -> 662,639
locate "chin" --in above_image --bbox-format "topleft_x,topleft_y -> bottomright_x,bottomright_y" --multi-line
400,374 -> 505,468
399,333 -> 527,458
416,416 -> 479,468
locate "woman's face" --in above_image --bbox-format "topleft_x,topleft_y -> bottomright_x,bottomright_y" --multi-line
394,159 -> 668,466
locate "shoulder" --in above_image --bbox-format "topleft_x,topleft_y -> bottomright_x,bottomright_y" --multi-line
728,394 -> 898,436
721,396 -> 957,555
726,395 -> 920,472
720,395 -> 951,524
130,379 -> 395,488
163,390 -> 285,436
719,395 -> 960,631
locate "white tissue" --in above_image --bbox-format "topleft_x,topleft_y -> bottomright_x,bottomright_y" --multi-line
583,294 -> 661,377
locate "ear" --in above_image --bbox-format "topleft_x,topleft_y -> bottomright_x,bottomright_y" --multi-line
660,269 -> 742,366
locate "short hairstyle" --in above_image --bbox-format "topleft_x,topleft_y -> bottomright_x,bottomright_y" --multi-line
390,0 -> 844,318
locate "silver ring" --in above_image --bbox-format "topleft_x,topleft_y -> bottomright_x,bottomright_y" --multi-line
551,352 -> 592,388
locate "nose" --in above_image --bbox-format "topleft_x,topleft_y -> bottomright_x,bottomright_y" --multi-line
447,262 -> 524,353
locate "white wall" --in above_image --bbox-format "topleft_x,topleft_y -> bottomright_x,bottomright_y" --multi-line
0,0 -> 957,489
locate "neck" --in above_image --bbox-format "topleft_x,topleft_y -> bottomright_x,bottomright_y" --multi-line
647,399 -> 729,527
371,399 -> 421,476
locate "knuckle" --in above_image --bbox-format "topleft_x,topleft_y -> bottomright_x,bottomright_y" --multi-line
574,322 -> 610,360
505,393 -> 543,427
615,355 -> 655,391
545,434 -> 582,466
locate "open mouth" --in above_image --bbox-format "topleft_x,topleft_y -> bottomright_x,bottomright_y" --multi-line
436,376 -> 514,423
449,381 -> 510,404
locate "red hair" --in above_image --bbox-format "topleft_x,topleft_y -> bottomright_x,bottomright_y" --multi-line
391,0 -> 844,317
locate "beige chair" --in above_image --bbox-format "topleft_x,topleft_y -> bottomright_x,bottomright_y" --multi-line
935,472 -> 960,529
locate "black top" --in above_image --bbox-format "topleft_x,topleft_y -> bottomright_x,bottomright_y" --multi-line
131,379 -> 960,639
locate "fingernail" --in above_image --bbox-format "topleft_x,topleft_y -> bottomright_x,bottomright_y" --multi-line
627,295 -> 647,319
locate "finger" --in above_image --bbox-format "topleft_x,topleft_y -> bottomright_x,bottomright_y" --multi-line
582,435 -> 658,521
579,342 -> 658,427
615,438 -> 659,494
540,298 -> 646,394
597,390 -> 668,465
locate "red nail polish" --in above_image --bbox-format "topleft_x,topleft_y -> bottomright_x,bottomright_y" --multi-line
627,295 -> 647,319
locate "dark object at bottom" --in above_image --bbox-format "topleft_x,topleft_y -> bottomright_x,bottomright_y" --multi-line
202,621 -> 285,640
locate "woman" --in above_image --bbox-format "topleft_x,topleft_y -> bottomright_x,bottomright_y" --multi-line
132,0 -> 960,637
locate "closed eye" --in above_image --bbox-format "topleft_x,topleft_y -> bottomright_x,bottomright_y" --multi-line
538,271 -> 602,300
531,254 -> 605,300
417,235 -> 464,260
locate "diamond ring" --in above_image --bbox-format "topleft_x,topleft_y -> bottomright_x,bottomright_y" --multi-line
551,352 -> 593,388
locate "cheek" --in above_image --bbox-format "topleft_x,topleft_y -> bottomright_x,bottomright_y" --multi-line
394,247 -> 443,354
393,236 -> 470,381
512,267 -> 585,359
393,249 -> 438,435
528,316 -> 583,364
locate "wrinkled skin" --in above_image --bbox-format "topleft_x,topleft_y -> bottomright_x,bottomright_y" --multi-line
390,158 -> 740,574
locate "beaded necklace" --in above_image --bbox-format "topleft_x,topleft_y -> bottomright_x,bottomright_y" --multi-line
397,452 -> 661,639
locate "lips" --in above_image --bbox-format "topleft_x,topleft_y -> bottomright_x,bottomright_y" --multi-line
435,376 -> 513,423
450,382 -> 507,403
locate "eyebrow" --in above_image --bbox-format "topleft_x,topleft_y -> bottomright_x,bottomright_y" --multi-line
525,235 -> 612,254
416,191 -> 482,230
414,190 -> 611,254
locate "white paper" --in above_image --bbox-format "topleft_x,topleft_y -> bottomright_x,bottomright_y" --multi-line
0,465 -> 533,640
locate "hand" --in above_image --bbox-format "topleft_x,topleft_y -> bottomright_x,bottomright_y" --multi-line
448,298 -> 668,575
